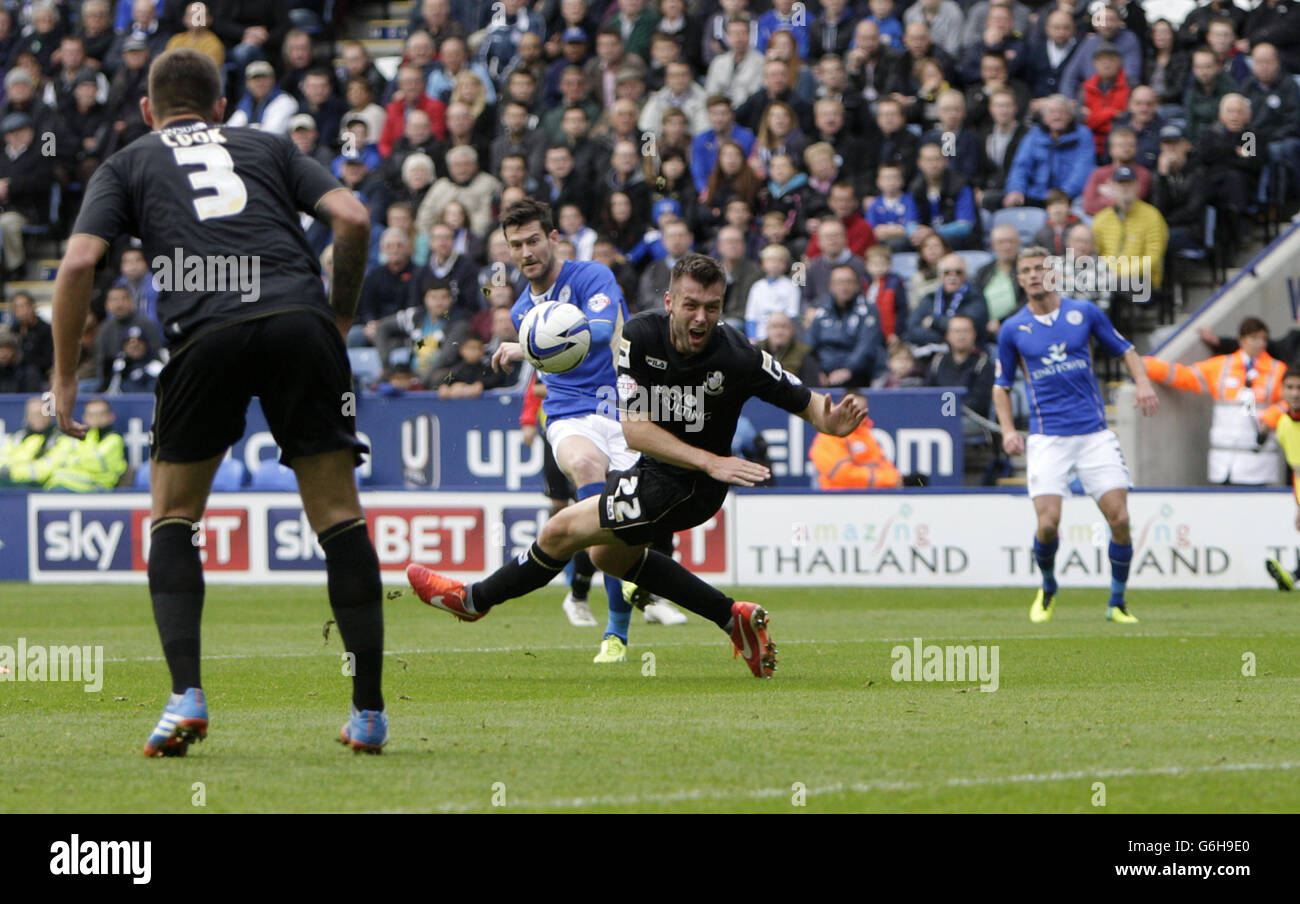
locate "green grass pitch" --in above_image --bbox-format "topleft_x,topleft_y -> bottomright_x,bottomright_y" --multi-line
1,583 -> 1297,813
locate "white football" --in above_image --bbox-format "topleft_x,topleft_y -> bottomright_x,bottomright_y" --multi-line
519,300 -> 592,374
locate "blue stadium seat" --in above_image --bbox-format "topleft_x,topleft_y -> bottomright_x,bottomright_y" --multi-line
212,458 -> 248,492
250,461 -> 298,490
991,206 -> 1047,245
890,252 -> 919,281
958,250 -> 993,275
133,460 -> 150,489
348,347 -> 383,384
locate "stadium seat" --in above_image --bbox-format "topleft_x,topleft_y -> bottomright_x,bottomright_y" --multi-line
250,461 -> 298,490
133,460 -> 150,489
958,250 -> 993,275
991,206 -> 1047,245
212,458 -> 248,492
890,252 -> 919,281
348,347 -> 383,384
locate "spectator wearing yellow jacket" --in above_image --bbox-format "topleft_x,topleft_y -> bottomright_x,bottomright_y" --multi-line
0,396 -> 60,486
44,399 -> 128,492
1092,165 -> 1169,291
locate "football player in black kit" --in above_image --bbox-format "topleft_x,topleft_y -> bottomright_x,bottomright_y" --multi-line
408,253 -> 867,677
49,49 -> 387,754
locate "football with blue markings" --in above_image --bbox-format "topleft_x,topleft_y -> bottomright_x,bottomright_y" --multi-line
519,300 -> 591,374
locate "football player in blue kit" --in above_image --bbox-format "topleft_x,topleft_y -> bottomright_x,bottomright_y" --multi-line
993,246 -> 1160,623
480,199 -> 685,662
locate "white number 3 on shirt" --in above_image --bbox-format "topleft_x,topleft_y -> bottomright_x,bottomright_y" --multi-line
173,144 -> 248,221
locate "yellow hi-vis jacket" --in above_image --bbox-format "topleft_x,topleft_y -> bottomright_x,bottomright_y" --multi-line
43,428 -> 128,492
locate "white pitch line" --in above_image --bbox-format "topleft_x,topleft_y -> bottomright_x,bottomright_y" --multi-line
421,760 -> 1300,813
90,630 -> 1295,664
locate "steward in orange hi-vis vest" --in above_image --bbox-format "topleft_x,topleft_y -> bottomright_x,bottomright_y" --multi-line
809,415 -> 902,489
1143,317 -> 1285,484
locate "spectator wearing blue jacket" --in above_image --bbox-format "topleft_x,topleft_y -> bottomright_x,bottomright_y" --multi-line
1002,95 -> 1095,206
908,141 -> 980,250
905,253 -> 989,350
807,265 -> 889,387
691,95 -> 756,193
756,0 -> 811,58
866,162 -> 920,252
1058,6 -> 1143,103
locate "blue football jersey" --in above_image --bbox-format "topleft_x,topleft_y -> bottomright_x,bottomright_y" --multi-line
995,297 -> 1132,436
511,260 -> 629,423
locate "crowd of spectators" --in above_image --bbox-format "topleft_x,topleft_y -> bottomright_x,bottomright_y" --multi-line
1,0 -> 1298,433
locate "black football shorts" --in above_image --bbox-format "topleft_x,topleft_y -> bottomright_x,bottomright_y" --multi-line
540,432 -> 576,502
598,458 -> 728,546
150,309 -> 369,466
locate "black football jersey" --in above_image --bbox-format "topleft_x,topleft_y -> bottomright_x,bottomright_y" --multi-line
616,310 -> 812,466
72,118 -> 344,349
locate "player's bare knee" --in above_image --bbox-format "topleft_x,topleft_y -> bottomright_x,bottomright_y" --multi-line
1036,519 -> 1059,543
539,515 -> 584,559
1108,514 -> 1131,544
566,455 -> 606,487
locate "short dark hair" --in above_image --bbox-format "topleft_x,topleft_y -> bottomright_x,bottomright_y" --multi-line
148,48 -> 223,120
1239,316 -> 1269,338
670,253 -> 725,292
303,67 -> 333,82
1285,363 -> 1300,380
501,197 -> 555,236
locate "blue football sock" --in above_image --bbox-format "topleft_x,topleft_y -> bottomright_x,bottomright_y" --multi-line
1033,535 -> 1058,595
1108,540 -> 1133,607
604,574 -> 631,642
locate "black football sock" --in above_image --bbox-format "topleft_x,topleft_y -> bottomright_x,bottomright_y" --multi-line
148,518 -> 205,695
319,519 -> 384,713
570,549 -> 594,600
623,549 -> 733,629
471,541 -> 568,613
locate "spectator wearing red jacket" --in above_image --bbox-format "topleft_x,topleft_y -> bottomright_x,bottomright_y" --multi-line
380,65 -> 447,156
1080,46 -> 1130,159
864,244 -> 908,345
805,182 -> 876,259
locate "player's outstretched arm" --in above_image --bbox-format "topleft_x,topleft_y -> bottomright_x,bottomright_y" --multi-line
50,233 -> 109,439
316,189 -> 372,339
992,385 -> 1024,456
621,416 -> 771,487
798,392 -> 868,437
1123,348 -> 1160,417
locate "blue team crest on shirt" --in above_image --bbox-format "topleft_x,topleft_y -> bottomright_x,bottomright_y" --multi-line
1066,309 -> 1084,325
